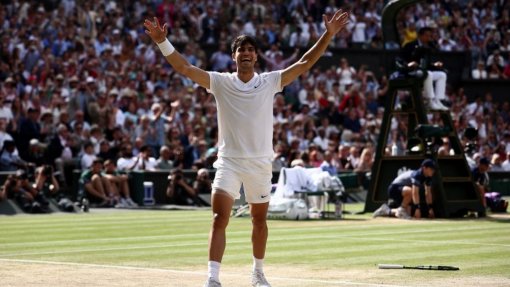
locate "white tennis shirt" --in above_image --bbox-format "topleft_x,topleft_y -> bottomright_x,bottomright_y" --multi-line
208,71 -> 282,158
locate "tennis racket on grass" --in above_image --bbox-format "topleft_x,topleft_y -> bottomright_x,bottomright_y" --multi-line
378,264 -> 459,271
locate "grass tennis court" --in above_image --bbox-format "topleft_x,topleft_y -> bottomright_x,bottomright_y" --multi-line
1,204 -> 509,287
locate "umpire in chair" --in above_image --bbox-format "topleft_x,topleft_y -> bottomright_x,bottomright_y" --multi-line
399,27 -> 448,111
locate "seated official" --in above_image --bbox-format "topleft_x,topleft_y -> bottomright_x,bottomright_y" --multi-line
400,27 -> 448,111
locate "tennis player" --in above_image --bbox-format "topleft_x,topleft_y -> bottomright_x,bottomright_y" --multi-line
144,9 -> 349,287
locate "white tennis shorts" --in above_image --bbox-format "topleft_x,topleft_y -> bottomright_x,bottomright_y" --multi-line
212,157 -> 272,204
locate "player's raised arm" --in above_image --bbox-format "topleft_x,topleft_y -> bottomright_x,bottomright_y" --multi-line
144,17 -> 210,89
281,9 -> 349,87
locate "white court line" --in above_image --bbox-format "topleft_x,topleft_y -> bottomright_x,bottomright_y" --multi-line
1,230 -> 509,257
0,258 -> 408,287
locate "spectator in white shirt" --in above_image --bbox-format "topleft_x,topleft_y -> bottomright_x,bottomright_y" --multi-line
313,127 -> 329,151
289,27 -> 310,48
502,152 -> 510,171
472,61 -> 488,79
80,141 -> 97,170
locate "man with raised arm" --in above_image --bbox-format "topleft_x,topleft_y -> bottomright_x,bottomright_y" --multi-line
144,10 -> 349,287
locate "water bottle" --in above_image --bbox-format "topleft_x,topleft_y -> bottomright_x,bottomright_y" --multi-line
81,198 -> 89,212
391,143 -> 398,156
335,200 -> 343,219
143,182 -> 155,206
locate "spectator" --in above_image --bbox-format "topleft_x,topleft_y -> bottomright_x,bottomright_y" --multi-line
0,140 -> 29,171
319,150 -> 337,176
0,94 -> 13,123
472,61 -> 488,79
44,124 -> 77,186
288,26 -> 310,48
502,151 -> 510,171
200,5 -> 219,44
486,49 -> 505,70
156,145 -> 174,170
487,61 -> 505,79
17,107 -> 41,159
373,159 -> 437,219
334,143 -> 351,170
258,49 -> 299,71
336,57 -> 356,93
80,141 -> 97,170
132,145 -> 158,171
471,157 -> 490,208
117,143 -> 137,171
209,42 -> 233,72
490,154 -> 505,171
355,147 -> 374,173
103,160 -> 137,207
25,139 -> 45,167
313,127 -> 328,151
0,118 -> 13,151
80,158 -> 115,207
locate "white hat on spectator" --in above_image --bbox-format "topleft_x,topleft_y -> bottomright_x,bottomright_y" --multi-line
29,138 -> 41,146
86,76 -> 95,83
109,88 -> 119,96
113,29 -> 120,35
341,129 -> 353,143
4,77 -> 14,83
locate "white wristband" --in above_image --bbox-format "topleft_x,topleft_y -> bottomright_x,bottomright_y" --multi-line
157,39 -> 175,56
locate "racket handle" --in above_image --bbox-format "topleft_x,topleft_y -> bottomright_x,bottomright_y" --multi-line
378,264 -> 404,269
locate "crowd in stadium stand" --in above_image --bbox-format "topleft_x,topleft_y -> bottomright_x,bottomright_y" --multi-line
0,1 -> 509,207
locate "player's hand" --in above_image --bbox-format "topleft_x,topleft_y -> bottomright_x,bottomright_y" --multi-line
323,9 -> 349,37
144,17 -> 168,44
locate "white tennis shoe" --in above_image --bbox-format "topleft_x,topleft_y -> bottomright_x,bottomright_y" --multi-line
396,206 -> 412,219
373,203 -> 390,218
252,270 -> 271,287
203,277 -> 222,287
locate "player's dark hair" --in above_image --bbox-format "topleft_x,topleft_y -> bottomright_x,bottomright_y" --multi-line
231,35 -> 258,54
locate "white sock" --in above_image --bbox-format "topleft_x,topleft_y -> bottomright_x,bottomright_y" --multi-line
253,256 -> 264,272
208,261 -> 221,282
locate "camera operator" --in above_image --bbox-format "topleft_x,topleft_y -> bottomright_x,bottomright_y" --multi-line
192,168 -> 212,207
3,170 -> 49,213
166,168 -> 203,206
34,165 -> 60,198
